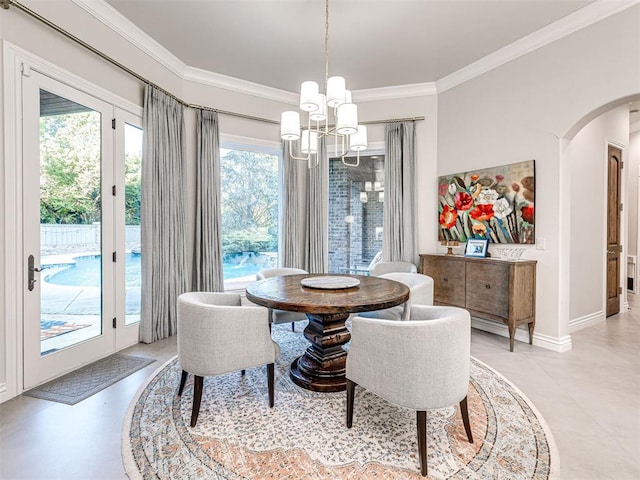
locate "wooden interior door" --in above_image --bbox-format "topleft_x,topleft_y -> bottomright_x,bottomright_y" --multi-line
606,145 -> 622,317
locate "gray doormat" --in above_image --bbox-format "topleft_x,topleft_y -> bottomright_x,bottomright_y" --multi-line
24,354 -> 156,405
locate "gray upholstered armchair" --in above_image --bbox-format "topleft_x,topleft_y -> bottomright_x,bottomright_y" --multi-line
256,267 -> 308,331
176,292 -> 280,427
346,305 -> 473,477
370,261 -> 417,276
359,272 -> 434,320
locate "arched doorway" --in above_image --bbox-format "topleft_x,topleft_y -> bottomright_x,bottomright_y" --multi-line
561,95 -> 640,334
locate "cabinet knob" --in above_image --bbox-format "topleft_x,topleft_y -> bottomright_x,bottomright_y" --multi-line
485,284 -> 491,289
443,277 -> 448,282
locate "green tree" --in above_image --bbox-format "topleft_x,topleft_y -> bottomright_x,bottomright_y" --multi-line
38,112 -> 142,225
124,152 -> 141,225
220,149 -> 278,256
39,111 -> 102,224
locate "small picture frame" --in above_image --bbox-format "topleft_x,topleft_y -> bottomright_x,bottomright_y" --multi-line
464,238 -> 489,258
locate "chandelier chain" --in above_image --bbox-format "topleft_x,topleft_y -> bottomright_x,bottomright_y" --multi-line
325,0 -> 329,88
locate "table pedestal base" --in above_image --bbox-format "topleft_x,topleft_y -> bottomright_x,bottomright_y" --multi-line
289,312 -> 351,392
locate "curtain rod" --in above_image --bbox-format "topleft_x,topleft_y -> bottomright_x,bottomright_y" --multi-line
1,0 -> 425,127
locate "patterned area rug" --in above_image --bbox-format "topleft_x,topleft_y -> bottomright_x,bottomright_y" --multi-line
123,325 -> 558,479
40,319 -> 90,340
24,354 -> 155,405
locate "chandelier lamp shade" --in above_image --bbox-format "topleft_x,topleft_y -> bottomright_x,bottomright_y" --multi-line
280,0 -> 367,168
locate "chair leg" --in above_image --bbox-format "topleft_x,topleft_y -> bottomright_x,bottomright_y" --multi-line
177,370 -> 188,397
460,396 -> 474,443
417,410 -> 427,477
190,375 -> 204,428
291,322 -> 295,332
346,379 -> 356,428
267,363 -> 275,408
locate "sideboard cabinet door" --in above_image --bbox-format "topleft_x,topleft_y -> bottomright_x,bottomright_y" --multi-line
421,255 -> 466,307
465,260 -> 509,319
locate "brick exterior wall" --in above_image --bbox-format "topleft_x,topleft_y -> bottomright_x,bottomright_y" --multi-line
328,159 -> 384,274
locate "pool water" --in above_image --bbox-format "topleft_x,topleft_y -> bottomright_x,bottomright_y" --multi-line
46,254 -> 262,287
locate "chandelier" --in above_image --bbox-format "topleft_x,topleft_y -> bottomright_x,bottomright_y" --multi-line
280,0 -> 367,168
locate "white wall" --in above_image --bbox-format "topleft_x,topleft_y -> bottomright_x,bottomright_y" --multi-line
357,95 -> 440,256
0,8 -> 6,401
630,127 -> 640,289
437,6 -> 640,350
569,106 -> 629,323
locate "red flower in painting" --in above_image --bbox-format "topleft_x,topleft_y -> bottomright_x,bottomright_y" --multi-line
469,204 -> 495,221
521,205 -> 534,224
439,205 -> 458,229
454,192 -> 473,211
439,183 -> 448,197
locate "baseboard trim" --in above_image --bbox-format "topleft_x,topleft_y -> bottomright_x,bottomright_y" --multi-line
533,332 -> 573,352
569,310 -> 605,333
471,317 -> 572,352
0,383 -> 9,405
471,316 -> 529,343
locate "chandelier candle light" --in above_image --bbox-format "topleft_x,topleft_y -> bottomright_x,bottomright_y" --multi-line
280,0 -> 367,168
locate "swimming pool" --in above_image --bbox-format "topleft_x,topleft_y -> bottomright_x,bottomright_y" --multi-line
46,253 -> 263,287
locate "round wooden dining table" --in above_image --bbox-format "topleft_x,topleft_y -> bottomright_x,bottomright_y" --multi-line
246,274 -> 410,392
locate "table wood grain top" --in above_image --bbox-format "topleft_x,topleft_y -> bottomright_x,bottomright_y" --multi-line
246,274 -> 410,315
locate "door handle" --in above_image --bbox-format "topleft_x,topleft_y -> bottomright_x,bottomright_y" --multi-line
28,254 -> 42,291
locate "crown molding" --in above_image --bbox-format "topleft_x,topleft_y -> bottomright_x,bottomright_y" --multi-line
436,0 -> 640,93
74,0 -> 638,103
183,66 -> 297,105
72,0 -> 297,102
71,0 -> 187,78
353,83 -> 437,102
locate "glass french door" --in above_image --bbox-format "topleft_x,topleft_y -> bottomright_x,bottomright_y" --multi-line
114,111 -> 143,343
22,70 -> 139,389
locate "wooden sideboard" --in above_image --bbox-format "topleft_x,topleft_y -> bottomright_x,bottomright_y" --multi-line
419,254 -> 536,352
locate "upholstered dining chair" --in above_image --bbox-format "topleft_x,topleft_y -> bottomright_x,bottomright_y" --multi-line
346,305 -> 473,477
359,272 -> 433,321
370,261 -> 417,276
176,292 -> 280,427
256,267 -> 309,331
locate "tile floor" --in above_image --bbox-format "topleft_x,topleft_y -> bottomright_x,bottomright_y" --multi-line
0,297 -> 638,479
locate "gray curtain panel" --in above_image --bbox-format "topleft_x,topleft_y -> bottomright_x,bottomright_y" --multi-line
140,85 -> 189,343
384,121 -> 417,264
281,141 -> 309,269
282,140 -> 329,272
305,137 -> 328,273
193,110 -> 224,292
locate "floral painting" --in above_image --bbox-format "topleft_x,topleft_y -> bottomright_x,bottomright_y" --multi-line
438,160 -> 535,244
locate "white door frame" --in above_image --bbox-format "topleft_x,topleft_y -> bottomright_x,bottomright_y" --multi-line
2,42 -> 142,401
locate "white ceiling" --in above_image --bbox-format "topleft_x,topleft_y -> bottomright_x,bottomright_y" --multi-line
104,0 -> 599,93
